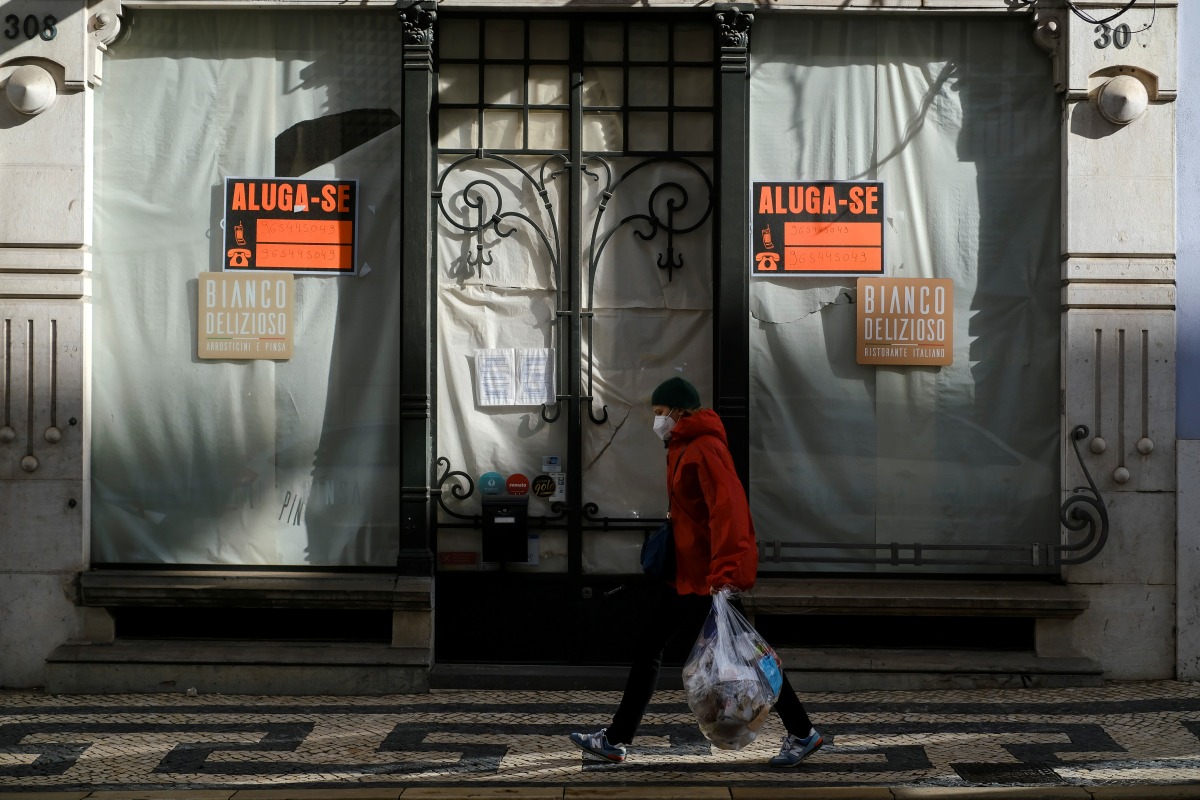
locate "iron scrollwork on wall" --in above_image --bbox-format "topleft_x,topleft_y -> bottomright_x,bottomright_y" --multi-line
1053,424 -> 1111,566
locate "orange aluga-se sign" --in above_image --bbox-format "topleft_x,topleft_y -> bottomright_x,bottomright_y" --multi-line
223,178 -> 358,275
751,181 -> 885,276
856,277 -> 953,367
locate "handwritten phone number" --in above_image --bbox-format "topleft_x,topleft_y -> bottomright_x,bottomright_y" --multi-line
782,223 -> 852,237
786,249 -> 873,266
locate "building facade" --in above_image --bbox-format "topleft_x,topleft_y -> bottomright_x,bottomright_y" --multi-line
0,0 -> 1184,693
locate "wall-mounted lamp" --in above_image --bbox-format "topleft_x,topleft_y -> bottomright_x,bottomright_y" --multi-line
1089,66 -> 1157,126
1096,74 -> 1148,125
4,64 -> 57,116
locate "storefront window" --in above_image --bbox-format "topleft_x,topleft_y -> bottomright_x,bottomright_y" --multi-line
748,16 -> 1061,573
91,11 -> 404,566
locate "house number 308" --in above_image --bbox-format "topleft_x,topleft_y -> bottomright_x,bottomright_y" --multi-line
4,14 -> 58,41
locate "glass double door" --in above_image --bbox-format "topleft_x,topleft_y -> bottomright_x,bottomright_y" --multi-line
431,15 -> 717,664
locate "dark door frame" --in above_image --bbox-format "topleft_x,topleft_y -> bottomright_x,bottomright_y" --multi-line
404,6 -> 756,663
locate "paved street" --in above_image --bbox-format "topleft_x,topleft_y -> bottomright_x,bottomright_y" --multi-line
5,681 -> 1200,798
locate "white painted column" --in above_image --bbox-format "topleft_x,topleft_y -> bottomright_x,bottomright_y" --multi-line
0,0 -> 121,687
1041,3 -> 1180,679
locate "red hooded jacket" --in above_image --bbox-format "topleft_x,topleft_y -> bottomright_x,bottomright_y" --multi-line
665,408 -> 758,596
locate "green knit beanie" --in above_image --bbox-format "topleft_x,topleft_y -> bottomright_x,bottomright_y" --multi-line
651,376 -> 701,410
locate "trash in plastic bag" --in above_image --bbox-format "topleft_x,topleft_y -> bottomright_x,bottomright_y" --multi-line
682,587 -> 784,750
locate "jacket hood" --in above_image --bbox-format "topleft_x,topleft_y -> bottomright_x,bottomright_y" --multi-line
671,408 -> 729,446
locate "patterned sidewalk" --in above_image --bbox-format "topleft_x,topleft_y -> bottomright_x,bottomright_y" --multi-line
4,681 -> 1200,797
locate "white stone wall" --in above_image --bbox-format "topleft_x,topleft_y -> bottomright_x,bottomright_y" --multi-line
1054,4 -> 1179,679
0,1 -> 120,688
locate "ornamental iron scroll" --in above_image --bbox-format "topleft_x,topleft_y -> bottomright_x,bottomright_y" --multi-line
435,153 -> 568,421
583,156 -> 713,289
434,457 -> 567,528
1053,424 -> 1111,566
434,456 -> 475,522
434,465 -> 657,533
581,156 -> 714,425
438,155 -> 714,427
436,153 -> 566,280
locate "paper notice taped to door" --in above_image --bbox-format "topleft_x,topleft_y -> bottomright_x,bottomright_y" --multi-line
475,347 -> 555,407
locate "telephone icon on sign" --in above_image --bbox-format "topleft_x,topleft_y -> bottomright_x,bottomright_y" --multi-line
755,251 -> 780,272
227,248 -> 252,268
234,221 -> 247,246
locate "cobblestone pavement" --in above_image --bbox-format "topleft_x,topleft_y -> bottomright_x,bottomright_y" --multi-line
4,681 -> 1200,797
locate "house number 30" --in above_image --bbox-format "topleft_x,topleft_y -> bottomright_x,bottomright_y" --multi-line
1094,23 -> 1132,49
4,14 -> 58,41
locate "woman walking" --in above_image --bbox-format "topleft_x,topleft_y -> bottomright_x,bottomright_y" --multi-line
569,376 -> 823,767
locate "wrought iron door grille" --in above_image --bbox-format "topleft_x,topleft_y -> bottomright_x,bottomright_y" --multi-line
433,14 -> 716,545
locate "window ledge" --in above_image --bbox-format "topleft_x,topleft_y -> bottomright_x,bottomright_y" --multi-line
744,578 -> 1088,619
78,569 -> 432,611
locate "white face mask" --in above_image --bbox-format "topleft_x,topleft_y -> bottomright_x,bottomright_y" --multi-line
653,411 -> 676,441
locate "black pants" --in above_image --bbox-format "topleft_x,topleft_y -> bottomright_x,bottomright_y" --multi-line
606,584 -> 814,745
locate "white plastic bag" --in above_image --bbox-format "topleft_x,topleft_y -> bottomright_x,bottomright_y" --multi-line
682,588 -> 784,750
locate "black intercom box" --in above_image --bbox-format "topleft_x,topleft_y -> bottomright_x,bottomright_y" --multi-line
482,495 -> 530,563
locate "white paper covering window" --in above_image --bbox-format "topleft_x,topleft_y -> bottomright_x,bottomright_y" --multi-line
91,11 -> 404,567
748,16 -> 1061,573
